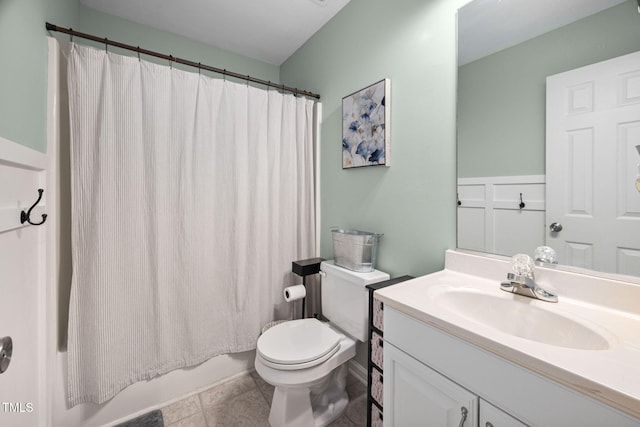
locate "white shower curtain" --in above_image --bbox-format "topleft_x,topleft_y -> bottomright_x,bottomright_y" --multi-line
66,43 -> 317,406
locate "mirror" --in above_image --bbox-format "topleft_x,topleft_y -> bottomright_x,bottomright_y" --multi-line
457,0 -> 640,277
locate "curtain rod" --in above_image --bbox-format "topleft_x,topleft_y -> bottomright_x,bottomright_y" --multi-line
45,22 -> 321,100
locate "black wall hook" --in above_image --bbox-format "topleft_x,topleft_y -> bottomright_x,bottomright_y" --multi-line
519,193 -> 526,209
20,189 -> 48,226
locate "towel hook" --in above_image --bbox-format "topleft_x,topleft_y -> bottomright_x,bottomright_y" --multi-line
457,193 -> 462,207
20,189 -> 48,226
519,193 -> 526,209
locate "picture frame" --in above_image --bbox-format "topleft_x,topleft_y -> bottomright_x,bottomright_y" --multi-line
342,78 -> 390,169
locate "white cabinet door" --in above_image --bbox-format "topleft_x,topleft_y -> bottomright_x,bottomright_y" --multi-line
480,400 -> 528,427
383,342 -> 478,427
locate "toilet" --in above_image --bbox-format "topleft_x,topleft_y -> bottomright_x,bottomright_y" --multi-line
255,260 -> 389,427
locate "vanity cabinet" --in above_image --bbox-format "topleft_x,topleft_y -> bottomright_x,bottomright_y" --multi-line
385,343 -> 526,427
383,306 -> 639,427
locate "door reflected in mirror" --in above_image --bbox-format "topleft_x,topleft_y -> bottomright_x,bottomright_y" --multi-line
456,0 -> 640,277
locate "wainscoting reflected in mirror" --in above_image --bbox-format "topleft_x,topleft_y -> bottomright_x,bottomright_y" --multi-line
457,0 -> 640,278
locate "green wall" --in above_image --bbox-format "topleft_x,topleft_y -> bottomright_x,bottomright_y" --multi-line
0,1 -> 279,153
0,0 -> 78,152
458,0 -> 640,178
281,0 -> 465,279
4,0 -> 465,327
2,0 -> 463,276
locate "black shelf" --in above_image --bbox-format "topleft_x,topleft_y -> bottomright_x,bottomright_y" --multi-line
366,275 -> 413,427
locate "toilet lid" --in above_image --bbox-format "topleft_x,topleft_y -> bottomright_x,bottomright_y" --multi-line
257,318 -> 342,367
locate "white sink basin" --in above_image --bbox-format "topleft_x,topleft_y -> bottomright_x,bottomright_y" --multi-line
374,251 -> 640,419
431,287 -> 612,350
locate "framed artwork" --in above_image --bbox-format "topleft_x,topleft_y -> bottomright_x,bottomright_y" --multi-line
342,78 -> 390,169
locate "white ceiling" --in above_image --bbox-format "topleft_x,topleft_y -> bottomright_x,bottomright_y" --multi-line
80,0 -> 631,67
458,0 -> 629,65
80,0 -> 351,65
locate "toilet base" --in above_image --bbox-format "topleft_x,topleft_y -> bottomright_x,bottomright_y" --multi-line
267,364 -> 350,427
268,388 -> 349,427
312,390 -> 348,427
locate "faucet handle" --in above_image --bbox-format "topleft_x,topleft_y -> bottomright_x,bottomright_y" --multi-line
535,246 -> 558,264
511,253 -> 534,278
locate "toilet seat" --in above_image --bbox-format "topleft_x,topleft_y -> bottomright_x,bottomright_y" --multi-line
257,318 -> 343,371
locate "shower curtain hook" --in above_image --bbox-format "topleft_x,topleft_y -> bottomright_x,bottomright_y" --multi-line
223,70 -> 226,81
69,29 -> 73,43
137,47 -> 141,62
198,62 -> 201,75
247,75 -> 250,87
104,37 -> 108,52
169,55 -> 173,69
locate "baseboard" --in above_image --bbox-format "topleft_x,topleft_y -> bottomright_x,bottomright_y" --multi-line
348,360 -> 367,385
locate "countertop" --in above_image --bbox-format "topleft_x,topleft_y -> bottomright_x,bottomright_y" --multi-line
375,250 -> 640,420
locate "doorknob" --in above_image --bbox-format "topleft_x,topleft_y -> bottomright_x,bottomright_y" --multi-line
550,222 -> 563,232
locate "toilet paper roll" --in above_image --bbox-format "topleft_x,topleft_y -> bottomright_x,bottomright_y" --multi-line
283,284 -> 306,302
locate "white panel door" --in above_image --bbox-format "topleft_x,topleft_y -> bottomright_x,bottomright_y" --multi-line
546,51 -> 640,275
383,342 -> 478,427
0,138 -> 48,426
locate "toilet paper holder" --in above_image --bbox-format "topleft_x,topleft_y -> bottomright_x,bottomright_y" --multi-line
292,257 -> 325,319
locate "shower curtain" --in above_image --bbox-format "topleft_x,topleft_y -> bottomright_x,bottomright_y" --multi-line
66,43 -> 317,406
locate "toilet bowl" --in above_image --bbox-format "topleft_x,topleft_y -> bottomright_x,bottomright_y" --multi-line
255,319 -> 355,426
255,261 -> 390,427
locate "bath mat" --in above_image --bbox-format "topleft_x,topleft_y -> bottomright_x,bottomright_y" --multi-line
115,410 -> 164,427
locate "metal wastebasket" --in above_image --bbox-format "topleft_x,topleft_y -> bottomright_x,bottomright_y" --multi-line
331,229 -> 382,272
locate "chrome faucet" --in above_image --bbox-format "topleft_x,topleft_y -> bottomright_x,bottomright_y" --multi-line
500,254 -> 558,303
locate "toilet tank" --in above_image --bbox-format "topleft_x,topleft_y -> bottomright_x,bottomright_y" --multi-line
320,260 -> 390,341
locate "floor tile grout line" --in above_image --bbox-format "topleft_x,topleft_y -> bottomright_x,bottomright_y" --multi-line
163,372 -> 368,426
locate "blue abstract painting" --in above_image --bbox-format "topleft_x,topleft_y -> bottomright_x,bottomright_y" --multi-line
342,79 -> 390,168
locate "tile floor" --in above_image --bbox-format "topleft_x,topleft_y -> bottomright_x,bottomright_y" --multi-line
160,370 -> 368,427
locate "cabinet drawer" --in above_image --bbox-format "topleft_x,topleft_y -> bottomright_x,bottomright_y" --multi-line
371,331 -> 384,369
